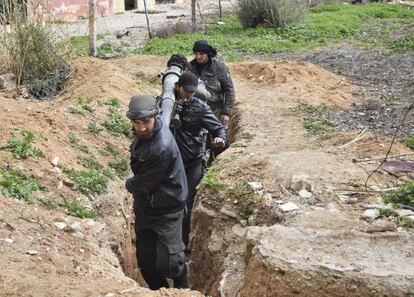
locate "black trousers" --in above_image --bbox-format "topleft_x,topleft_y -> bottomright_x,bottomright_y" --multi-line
134,210 -> 188,290
182,162 -> 203,248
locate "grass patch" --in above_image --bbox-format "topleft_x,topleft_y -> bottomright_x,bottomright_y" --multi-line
109,159 -> 129,178
0,169 -> 47,201
0,129 -> 44,159
138,4 -> 414,60
230,181 -> 262,219
384,181 -> 414,208
41,197 -> 57,209
68,97 -> 95,115
201,165 -> 225,193
63,198 -> 97,219
67,134 -> 89,153
405,134 -> 414,149
77,156 -> 103,170
379,207 -> 397,218
398,217 -> 414,229
391,33 -> 414,52
68,34 -> 104,57
103,112 -> 132,138
103,97 -> 121,108
87,122 -> 104,135
64,168 -> 109,196
101,143 -> 121,157
302,105 -> 336,139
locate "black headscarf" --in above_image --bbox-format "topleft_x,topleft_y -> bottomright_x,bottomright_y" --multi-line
192,40 -> 217,57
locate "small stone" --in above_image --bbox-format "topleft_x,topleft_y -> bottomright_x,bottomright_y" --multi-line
239,219 -> 247,227
405,216 -> 414,223
338,195 -> 358,204
279,202 -> 299,212
291,174 -> 312,192
104,293 -> 115,297
396,209 -> 414,217
57,180 -> 64,190
247,182 -> 263,192
361,209 -> 380,221
51,156 -> 60,167
69,222 -> 82,233
231,224 -> 246,237
26,250 -> 38,256
362,204 -> 383,210
366,220 -> 397,233
54,222 -> 67,230
298,189 -> 312,198
4,238 -> 14,244
233,199 -> 239,204
275,200 -> 284,204
220,208 -> 238,219
51,167 -> 62,174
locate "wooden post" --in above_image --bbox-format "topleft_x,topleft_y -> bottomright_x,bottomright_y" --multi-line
218,0 -> 222,19
143,0 -> 152,39
191,0 -> 196,31
88,0 -> 96,57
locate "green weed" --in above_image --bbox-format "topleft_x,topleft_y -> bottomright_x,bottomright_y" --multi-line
101,143 -> 121,157
103,97 -> 121,108
77,156 -> 103,170
109,159 -> 129,178
384,181 -> 414,208
302,105 -> 336,139
405,134 -> 414,149
201,165 -> 225,193
41,197 -> 57,209
63,198 -> 97,219
398,217 -> 414,229
379,207 -> 397,218
67,134 -> 90,153
87,122 -> 104,135
391,33 -> 414,52
0,169 -> 47,201
64,168 -> 108,196
230,181 -> 262,219
0,129 -> 44,159
68,97 -> 95,115
103,112 -> 132,138
68,34 -> 104,57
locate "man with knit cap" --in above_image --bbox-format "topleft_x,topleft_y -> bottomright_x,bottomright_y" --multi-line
190,40 -> 235,126
125,95 -> 189,290
173,72 -> 227,257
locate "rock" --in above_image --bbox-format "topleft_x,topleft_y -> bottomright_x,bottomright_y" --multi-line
220,208 -> 239,219
298,189 -> 312,199
57,180 -> 64,190
338,195 -> 358,204
4,238 -> 14,244
26,250 -> 38,256
405,216 -> 414,223
262,193 -> 273,207
396,209 -> 414,217
51,156 -> 60,167
361,209 -> 380,221
247,182 -> 263,193
275,200 -> 284,204
366,220 -> 397,233
279,202 -> 299,212
54,222 -> 67,230
69,222 -> 83,233
0,73 -> 16,91
231,224 -> 246,237
362,204 -> 383,210
290,174 -> 312,192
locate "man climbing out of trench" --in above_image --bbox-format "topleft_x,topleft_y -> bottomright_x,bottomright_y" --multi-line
172,72 -> 227,260
190,40 -> 235,163
125,95 -> 189,290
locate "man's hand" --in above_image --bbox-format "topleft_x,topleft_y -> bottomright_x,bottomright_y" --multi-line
212,137 -> 226,148
220,114 -> 230,127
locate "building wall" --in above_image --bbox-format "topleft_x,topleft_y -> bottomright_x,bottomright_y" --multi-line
37,0 -> 113,21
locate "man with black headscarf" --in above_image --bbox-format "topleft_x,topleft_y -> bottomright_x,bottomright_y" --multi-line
125,95 -> 189,290
190,40 -> 235,127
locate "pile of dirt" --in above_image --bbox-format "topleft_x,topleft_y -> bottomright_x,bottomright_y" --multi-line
0,57 -> 203,297
231,61 -> 354,109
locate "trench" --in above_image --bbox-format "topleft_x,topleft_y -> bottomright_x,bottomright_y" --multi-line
112,106 -> 243,291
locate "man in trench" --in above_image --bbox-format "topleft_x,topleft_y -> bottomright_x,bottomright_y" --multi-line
173,72 -> 227,258
125,95 -> 189,289
190,40 -> 235,163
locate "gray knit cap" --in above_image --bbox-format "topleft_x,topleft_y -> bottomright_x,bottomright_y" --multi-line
126,95 -> 159,120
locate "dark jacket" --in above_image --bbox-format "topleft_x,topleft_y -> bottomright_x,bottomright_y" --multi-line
126,119 -> 188,216
190,57 -> 235,116
174,97 -> 227,167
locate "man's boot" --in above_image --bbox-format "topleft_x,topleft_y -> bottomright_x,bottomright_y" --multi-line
173,266 -> 189,289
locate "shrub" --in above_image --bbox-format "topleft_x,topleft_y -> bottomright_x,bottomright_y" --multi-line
0,129 -> 44,159
67,134 -> 89,153
109,159 -> 129,178
0,0 -> 70,99
405,134 -> 414,149
87,122 -> 104,135
103,112 -> 132,138
236,0 -> 309,28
